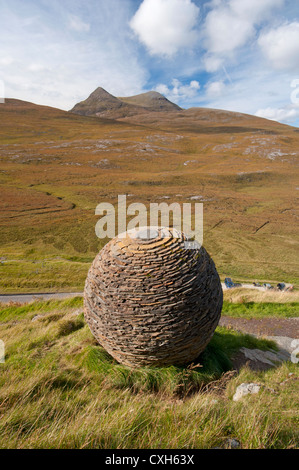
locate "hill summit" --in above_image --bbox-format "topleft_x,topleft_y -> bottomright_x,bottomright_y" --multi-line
117,90 -> 181,111
70,87 -> 181,119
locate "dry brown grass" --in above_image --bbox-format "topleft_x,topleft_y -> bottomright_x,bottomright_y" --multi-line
223,288 -> 299,304
0,98 -> 298,291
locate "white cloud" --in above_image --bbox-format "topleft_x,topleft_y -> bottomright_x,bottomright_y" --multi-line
0,1 -> 148,110
0,0 -> 298,129
155,79 -> 200,103
203,55 -> 224,73
0,57 -> 14,66
255,104 -> 299,123
258,22 -> 299,71
155,84 -> 169,96
204,8 -> 253,55
28,63 -> 50,72
229,0 -> 284,23
68,14 -> 90,32
203,0 -> 285,70
197,66 -> 298,125
205,80 -> 226,98
130,0 -> 200,56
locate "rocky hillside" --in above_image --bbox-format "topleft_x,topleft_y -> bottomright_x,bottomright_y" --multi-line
70,87 -> 181,119
117,90 -> 181,112
0,96 -> 298,291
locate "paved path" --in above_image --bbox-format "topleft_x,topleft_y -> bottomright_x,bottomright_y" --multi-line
0,292 -> 82,303
1,283 -> 268,304
219,316 -> 299,340
221,282 -> 265,291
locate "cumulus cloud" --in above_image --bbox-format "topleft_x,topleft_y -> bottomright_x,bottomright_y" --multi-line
255,104 -> 299,124
204,9 -> 253,55
258,21 -> 299,71
229,0 -> 284,23
130,0 -> 200,56
1,0 -> 298,128
155,79 -> 200,103
203,0 -> 285,70
205,80 -> 226,98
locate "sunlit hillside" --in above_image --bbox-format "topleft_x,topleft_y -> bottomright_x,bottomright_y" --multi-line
0,96 -> 298,292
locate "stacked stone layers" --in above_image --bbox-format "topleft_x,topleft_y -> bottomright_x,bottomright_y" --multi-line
84,227 -> 223,367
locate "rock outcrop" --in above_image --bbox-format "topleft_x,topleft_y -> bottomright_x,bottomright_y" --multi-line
70,87 -> 181,119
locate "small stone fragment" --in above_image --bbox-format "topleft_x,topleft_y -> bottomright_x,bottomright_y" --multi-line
226,438 -> 241,449
233,383 -> 261,401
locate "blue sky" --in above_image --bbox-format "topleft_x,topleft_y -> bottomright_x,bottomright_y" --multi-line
1,0 -> 299,126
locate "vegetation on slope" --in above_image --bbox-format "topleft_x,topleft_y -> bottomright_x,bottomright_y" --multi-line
0,99 -> 298,292
0,298 -> 298,449
222,301 -> 299,318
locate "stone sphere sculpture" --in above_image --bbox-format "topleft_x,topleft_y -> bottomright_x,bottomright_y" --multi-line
84,227 -> 223,367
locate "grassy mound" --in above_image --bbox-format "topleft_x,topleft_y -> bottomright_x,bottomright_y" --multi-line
0,298 -> 298,449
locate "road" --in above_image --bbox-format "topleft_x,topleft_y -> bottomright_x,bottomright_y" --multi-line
0,283 -> 268,304
0,292 -> 82,304
221,282 -> 266,291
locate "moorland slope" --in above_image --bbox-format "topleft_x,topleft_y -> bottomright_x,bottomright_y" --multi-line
0,92 -> 298,292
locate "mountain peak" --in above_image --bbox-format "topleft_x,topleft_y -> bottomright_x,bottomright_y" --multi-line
118,90 -> 182,111
142,91 -> 165,98
70,87 -> 122,116
89,87 -> 117,100
70,86 -> 181,118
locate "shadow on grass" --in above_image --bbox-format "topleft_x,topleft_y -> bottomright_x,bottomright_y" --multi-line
83,327 -> 277,397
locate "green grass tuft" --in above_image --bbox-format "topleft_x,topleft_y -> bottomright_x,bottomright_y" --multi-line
0,297 -> 298,448
57,316 -> 85,337
81,327 -> 277,396
222,300 -> 299,318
